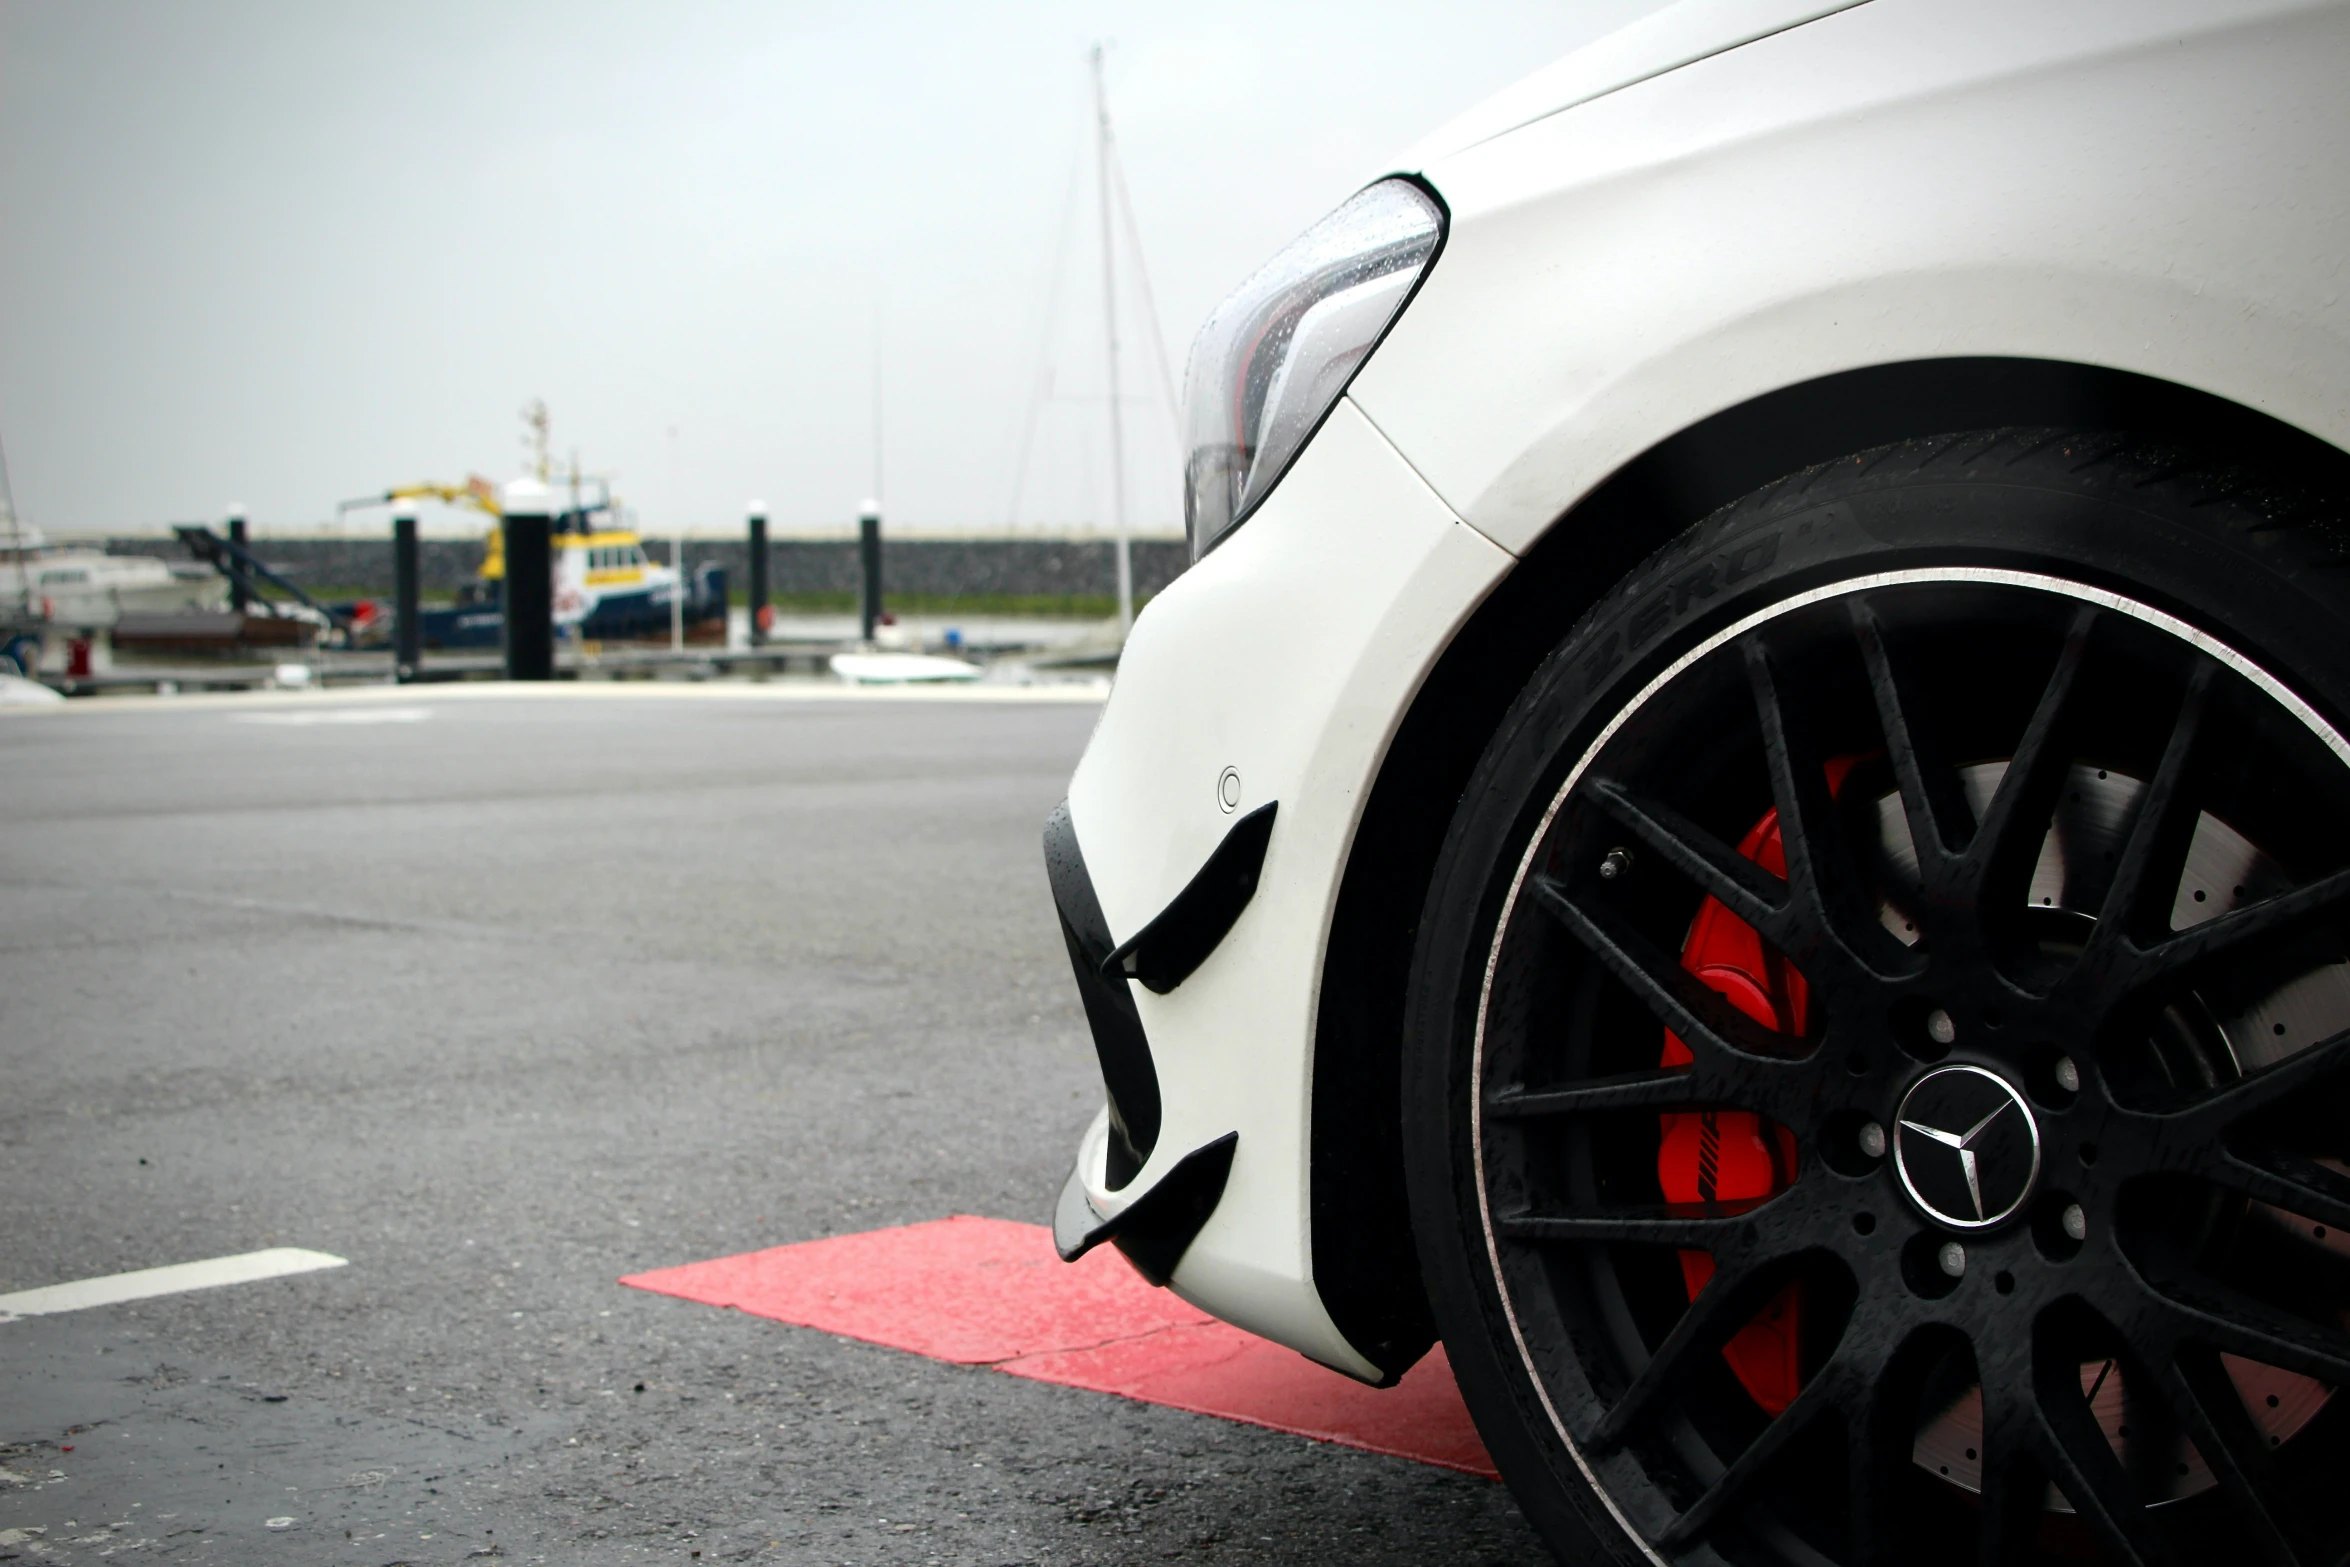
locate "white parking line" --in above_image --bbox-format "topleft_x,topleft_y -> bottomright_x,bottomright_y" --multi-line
0,1248 -> 347,1322
232,706 -> 433,726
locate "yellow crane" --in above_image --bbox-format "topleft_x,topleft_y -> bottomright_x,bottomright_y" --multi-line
336,476 -> 519,579
337,476 -> 503,520
336,406 -> 582,583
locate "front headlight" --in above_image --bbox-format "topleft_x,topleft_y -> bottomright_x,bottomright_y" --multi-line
1182,179 -> 1445,560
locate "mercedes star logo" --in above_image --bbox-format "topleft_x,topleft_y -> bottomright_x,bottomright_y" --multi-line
1893,1064 -> 2041,1230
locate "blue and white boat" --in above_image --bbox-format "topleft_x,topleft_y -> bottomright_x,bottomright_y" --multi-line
419,509 -> 726,650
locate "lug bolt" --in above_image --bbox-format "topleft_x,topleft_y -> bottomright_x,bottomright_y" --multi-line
1599,847 -> 1635,881
1938,1241 -> 1967,1278
1858,1121 -> 1888,1159
2054,1055 -> 2082,1094
2062,1203 -> 2088,1242
1926,1008 -> 1958,1046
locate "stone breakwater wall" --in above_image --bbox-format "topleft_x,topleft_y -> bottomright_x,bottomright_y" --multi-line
104,536 -> 491,594
101,537 -> 1193,601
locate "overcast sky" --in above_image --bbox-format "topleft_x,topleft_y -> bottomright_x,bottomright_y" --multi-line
1,1 -> 1666,538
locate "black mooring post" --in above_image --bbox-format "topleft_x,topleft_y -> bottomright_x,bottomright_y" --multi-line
502,479 -> 555,681
747,502 -> 769,648
858,501 -> 882,643
225,507 -> 249,614
392,502 -> 421,683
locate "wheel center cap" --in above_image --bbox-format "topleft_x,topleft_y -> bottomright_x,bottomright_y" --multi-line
1893,1065 -> 2041,1230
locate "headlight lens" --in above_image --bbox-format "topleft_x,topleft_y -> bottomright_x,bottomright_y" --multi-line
1181,179 -> 1444,560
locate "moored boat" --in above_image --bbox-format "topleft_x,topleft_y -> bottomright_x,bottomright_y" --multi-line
412,500 -> 727,650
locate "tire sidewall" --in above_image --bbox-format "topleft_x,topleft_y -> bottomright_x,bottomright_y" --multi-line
1399,433 -> 2350,1561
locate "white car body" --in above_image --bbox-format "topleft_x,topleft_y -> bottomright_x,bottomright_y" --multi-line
1053,0 -> 2350,1381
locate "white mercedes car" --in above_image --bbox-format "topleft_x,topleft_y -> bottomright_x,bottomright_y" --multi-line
1044,3 -> 2350,1562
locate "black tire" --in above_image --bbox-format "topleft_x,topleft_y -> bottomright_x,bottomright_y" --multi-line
1402,430 -> 2350,1567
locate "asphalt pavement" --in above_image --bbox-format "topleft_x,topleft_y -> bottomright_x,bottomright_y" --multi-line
0,686 -> 1545,1566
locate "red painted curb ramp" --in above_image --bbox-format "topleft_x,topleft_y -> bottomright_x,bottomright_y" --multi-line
620,1214 -> 1496,1478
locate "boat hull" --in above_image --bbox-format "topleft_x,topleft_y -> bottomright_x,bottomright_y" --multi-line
415,575 -> 727,652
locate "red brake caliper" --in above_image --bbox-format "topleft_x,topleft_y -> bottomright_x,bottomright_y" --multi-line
1657,761 -> 1856,1416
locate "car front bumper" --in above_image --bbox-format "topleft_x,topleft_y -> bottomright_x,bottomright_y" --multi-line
1047,397 -> 1513,1378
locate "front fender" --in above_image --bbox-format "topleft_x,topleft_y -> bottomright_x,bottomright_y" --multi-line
1359,0 -> 2350,553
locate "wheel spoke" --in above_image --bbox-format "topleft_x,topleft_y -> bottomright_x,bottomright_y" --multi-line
1844,1352 -> 1909,1567
1493,1204 -> 1757,1249
1964,604 -> 2096,915
2035,1417 -> 2160,1567
2154,1349 -> 2303,1567
1851,597 -> 1976,871
2090,661 -> 2214,948
2118,1359 -> 2189,1528
1487,1070 -> 1715,1118
1973,1396 -> 2049,1567
2127,867 -> 2350,990
2141,1271 -> 2350,1385
2195,1142 -> 2350,1232
1586,1250 -> 1784,1451
1742,639 -> 1893,975
2026,1332 -> 2167,1567
1526,872 -> 1807,1073
2147,1025 -> 2350,1139
1655,1357 -> 1852,1549
1586,778 -> 1790,936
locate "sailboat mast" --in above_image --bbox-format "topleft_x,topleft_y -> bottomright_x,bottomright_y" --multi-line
0,431 -> 27,618
1091,45 -> 1134,637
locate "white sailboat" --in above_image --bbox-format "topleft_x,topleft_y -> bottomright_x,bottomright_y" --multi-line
0,438 -> 226,636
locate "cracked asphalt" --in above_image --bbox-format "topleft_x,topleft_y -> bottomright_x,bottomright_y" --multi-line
0,687 -> 1546,1566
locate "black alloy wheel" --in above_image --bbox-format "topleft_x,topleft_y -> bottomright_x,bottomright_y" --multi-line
1403,431 -> 2350,1567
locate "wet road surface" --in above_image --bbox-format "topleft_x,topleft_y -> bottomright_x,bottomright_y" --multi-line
0,687 -> 1544,1566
